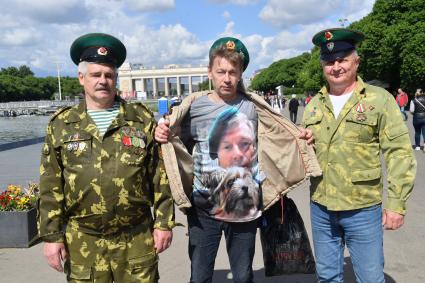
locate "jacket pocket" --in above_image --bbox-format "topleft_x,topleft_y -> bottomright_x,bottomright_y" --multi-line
65,263 -> 92,280
351,167 -> 381,183
62,132 -> 92,165
129,252 -> 158,283
384,124 -> 408,140
344,113 -> 378,142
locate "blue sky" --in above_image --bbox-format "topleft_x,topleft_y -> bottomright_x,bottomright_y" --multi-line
0,0 -> 375,79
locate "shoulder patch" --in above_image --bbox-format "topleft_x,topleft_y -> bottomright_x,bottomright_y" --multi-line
49,106 -> 72,122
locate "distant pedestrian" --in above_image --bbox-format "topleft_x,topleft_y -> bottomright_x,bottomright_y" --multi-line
288,94 -> 299,124
305,94 -> 313,105
410,88 -> 425,151
396,88 -> 409,121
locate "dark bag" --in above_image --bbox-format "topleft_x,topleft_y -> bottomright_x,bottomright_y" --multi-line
260,196 -> 316,276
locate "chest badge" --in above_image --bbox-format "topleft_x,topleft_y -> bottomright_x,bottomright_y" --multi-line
356,103 -> 365,113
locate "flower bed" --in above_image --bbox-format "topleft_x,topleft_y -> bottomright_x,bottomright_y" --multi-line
0,184 -> 39,248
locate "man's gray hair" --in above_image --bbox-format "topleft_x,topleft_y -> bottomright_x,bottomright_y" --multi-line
77,61 -> 118,76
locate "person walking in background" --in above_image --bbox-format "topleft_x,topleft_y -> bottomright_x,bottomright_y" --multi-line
396,88 -> 409,121
288,94 -> 299,124
410,88 -> 425,151
38,33 -> 175,282
304,28 -> 416,283
305,93 -> 313,105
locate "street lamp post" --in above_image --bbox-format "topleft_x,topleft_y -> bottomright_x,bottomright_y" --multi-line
55,62 -> 62,101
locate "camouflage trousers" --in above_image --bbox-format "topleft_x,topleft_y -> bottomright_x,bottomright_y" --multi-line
64,222 -> 159,283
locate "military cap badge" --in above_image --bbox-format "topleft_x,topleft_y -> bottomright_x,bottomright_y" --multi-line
97,47 -> 108,56
226,40 -> 236,51
209,36 -> 250,71
70,33 -> 127,67
326,42 -> 334,52
325,31 -> 333,40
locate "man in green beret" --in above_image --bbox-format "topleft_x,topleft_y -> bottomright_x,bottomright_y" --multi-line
38,33 -> 175,282
155,37 -> 319,282
302,28 -> 416,282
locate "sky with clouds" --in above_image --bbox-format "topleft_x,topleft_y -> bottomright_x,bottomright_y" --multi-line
0,0 -> 375,78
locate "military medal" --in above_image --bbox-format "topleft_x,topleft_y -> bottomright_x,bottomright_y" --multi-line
122,136 -> 132,146
356,103 -> 365,113
369,105 -> 375,111
78,142 -> 86,151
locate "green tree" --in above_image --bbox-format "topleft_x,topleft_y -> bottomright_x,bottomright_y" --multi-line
351,0 -> 425,93
251,53 -> 311,92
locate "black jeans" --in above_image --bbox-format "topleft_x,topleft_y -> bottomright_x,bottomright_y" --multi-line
290,110 -> 298,124
187,209 -> 257,283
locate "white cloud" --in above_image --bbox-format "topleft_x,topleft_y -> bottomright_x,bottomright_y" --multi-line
209,0 -> 258,5
223,10 -> 232,20
0,28 -> 41,46
124,0 -> 175,12
4,0 -> 89,24
259,0 -> 374,28
259,0 -> 339,28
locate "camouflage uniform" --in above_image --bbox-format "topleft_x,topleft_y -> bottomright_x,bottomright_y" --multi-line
302,76 -> 416,214
38,98 -> 174,282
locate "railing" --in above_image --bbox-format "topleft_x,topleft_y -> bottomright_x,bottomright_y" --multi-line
0,100 -> 75,110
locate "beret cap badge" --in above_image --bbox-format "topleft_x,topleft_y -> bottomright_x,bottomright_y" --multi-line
97,47 -> 108,56
325,31 -> 333,41
226,40 -> 236,51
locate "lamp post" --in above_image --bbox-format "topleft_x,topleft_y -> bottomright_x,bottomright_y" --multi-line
54,61 -> 62,101
338,18 -> 349,27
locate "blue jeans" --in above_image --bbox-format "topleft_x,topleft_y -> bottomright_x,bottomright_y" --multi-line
413,116 -> 425,147
311,202 -> 385,283
400,106 -> 407,121
187,209 -> 257,283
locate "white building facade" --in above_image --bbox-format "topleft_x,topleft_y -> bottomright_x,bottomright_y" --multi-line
118,63 -> 210,99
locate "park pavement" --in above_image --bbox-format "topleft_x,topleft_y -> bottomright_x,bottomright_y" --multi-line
0,106 -> 424,283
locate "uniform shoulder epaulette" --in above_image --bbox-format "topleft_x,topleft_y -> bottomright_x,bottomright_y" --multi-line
128,100 -> 155,118
49,106 -> 72,122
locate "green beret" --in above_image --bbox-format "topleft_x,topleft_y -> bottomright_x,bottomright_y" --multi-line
70,33 -> 126,68
209,37 -> 250,71
312,28 -> 365,61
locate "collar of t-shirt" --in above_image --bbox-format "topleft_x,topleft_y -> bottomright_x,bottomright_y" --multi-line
87,103 -> 120,136
328,91 -> 353,118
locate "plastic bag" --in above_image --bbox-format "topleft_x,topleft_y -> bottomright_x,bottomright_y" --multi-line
260,196 -> 316,276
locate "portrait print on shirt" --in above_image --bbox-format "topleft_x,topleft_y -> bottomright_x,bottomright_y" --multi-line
192,107 -> 261,222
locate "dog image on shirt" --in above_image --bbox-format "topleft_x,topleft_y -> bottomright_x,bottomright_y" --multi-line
202,166 -> 260,220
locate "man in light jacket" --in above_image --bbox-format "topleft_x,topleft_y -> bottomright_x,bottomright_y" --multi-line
156,37 -> 321,282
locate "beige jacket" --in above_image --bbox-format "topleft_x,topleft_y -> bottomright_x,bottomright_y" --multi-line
161,91 -> 322,213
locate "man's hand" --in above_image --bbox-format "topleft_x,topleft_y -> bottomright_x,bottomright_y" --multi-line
298,127 -> 314,145
43,242 -> 68,272
153,229 -> 173,253
382,209 -> 404,230
155,120 -> 170,144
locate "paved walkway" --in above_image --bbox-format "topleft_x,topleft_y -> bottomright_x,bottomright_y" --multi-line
1,106 -> 424,282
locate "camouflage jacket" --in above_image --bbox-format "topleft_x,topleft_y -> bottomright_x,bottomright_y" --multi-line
302,77 -> 416,214
161,91 -> 322,213
38,99 -> 175,242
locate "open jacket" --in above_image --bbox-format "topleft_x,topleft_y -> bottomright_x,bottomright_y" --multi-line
161,91 -> 322,213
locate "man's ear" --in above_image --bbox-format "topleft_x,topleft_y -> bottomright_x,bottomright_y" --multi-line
78,72 -> 84,86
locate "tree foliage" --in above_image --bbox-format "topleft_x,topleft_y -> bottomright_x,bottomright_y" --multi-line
253,0 -> 425,95
0,65 -> 82,102
251,53 -> 311,92
351,0 -> 425,94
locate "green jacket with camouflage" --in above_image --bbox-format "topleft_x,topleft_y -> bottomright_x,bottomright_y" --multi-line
38,98 -> 175,243
302,76 -> 416,214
